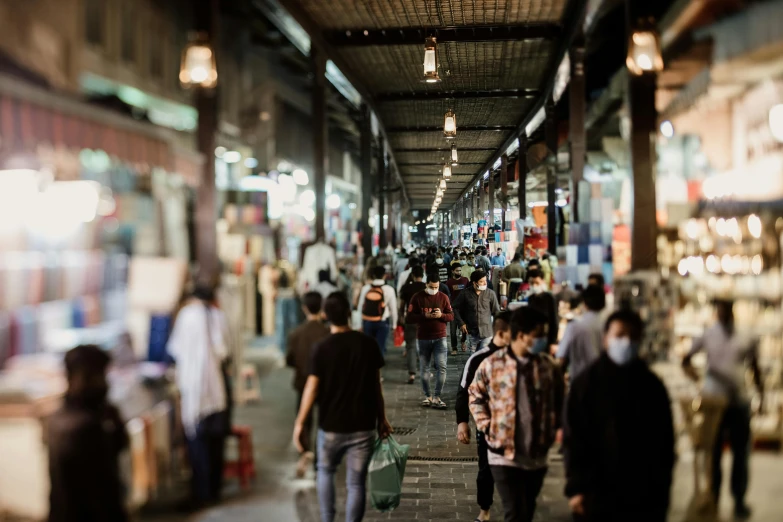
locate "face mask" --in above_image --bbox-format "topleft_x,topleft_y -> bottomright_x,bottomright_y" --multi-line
531,284 -> 544,294
531,337 -> 548,354
476,284 -> 487,292
436,258 -> 443,265
607,337 -> 639,366
460,260 -> 466,265
425,287 -> 439,295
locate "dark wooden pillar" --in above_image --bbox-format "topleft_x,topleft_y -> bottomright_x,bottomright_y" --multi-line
627,2 -> 659,271
378,140 -> 387,250
501,154 -> 509,230
569,38 -> 586,224
545,96 -> 558,255
517,133 -> 528,219
312,48 -> 328,242
488,167 -> 495,230
194,0 -> 220,284
359,103 -> 373,259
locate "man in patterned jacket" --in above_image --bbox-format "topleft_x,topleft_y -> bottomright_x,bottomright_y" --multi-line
469,307 -> 564,522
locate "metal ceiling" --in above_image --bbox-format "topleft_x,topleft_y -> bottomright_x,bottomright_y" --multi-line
276,0 -> 581,209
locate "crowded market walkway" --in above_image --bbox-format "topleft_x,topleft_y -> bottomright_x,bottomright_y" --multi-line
144,337 -> 783,522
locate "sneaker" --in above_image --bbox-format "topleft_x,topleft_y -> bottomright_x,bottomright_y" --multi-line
421,397 -> 433,407
432,397 -> 447,410
734,503 -> 752,520
451,350 -> 458,356
408,374 -> 415,385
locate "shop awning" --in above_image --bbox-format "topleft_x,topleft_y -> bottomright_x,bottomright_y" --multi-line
699,0 -> 783,65
0,73 -> 203,185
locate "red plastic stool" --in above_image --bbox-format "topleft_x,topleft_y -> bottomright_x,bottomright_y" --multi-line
224,425 -> 256,489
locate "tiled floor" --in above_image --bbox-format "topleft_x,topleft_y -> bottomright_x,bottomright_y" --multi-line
142,338 -> 783,522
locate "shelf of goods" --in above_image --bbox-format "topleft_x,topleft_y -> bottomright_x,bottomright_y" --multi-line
658,208 -> 783,447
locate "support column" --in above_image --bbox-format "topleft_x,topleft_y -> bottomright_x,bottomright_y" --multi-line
488,169 -> 495,232
501,154 -> 509,230
479,181 -> 486,228
312,48 -> 328,242
545,96 -> 558,255
378,140 -> 387,250
569,38 -> 586,224
360,103 -> 373,259
627,2 -> 659,271
194,0 -> 220,284
517,133 -> 528,219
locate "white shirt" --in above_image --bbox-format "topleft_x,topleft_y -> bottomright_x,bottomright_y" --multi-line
300,241 -> 337,294
167,302 -> 229,438
556,310 -> 603,381
689,323 -> 756,402
357,280 -> 398,329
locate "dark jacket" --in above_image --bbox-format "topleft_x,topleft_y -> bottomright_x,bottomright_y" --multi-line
452,288 -> 500,339
286,319 -> 331,392
455,340 -> 502,425
48,399 -> 129,522
564,354 -> 675,522
528,290 -> 559,345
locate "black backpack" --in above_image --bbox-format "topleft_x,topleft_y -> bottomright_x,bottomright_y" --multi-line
361,284 -> 386,321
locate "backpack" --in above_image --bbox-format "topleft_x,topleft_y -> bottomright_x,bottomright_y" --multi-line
362,284 -> 386,321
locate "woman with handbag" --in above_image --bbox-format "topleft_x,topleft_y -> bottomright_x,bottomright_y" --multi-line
167,285 -> 231,509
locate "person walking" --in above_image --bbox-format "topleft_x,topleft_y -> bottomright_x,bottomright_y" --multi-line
293,292 -> 392,522
556,284 -> 605,383
492,248 -> 507,267
456,311 -> 513,522
475,248 -> 492,276
453,270 -> 500,353
527,269 -> 559,354
167,285 -> 231,508
683,299 -> 762,519
433,253 -> 450,284
286,291 -> 331,477
469,308 -> 564,522
406,269 -> 454,410
397,256 -> 421,294
358,265 -> 398,359
463,253 -> 477,281
502,254 -> 525,282
445,263 -> 470,354
564,310 -> 675,522
48,345 -> 129,522
399,266 -> 427,384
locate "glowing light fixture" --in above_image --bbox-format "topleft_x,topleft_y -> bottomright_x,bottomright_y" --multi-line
326,193 -> 341,209
244,157 -> 259,169
626,30 -> 663,76
660,120 -> 674,138
223,150 -> 241,164
442,164 -> 452,179
451,143 -> 458,165
748,214 -> 762,239
214,146 -> 226,158
299,189 -> 316,207
443,109 -> 457,139
179,33 -> 218,88
439,179 -> 447,190
769,104 -> 783,143
423,37 -> 441,83
292,168 -> 309,185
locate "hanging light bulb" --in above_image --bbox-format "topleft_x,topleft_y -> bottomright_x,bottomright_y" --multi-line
439,179 -> 447,189
626,30 -> 663,76
423,37 -> 441,83
451,143 -> 458,165
443,163 -> 452,179
444,109 -> 457,139
179,33 -> 218,89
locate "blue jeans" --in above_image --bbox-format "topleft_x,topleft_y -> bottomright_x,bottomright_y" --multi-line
469,334 -> 492,353
362,319 -> 390,358
317,430 -> 375,522
418,338 -> 448,398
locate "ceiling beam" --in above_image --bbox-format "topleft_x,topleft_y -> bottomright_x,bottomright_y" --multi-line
324,23 -> 561,46
376,89 -> 539,102
387,125 -> 516,133
397,162 -> 484,166
395,147 -> 496,152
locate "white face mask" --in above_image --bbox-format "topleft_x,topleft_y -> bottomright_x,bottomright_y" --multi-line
436,258 -> 444,265
460,260 -> 466,265
476,284 -> 488,292
607,337 -> 639,366
425,287 -> 439,295
531,284 -> 544,294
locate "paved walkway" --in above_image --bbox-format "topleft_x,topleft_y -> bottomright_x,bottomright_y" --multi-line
143,337 -> 783,522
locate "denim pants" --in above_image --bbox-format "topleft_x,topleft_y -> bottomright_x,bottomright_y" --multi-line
317,430 -> 375,522
469,334 -> 492,353
404,323 -> 418,375
712,402 -> 751,505
418,337 -> 448,398
362,319 -> 390,358
276,296 -> 300,353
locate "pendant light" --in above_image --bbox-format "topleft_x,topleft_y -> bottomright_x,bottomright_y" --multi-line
442,163 -> 452,179
180,33 -> 218,89
423,37 -> 441,83
443,109 -> 457,139
626,30 -> 663,76
451,143 -> 458,165
439,179 -> 447,190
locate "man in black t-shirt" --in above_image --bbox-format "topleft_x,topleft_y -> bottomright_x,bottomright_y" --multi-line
399,266 -> 427,384
293,292 -> 392,522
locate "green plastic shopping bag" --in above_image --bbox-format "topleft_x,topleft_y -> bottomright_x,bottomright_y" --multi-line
368,435 -> 410,512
